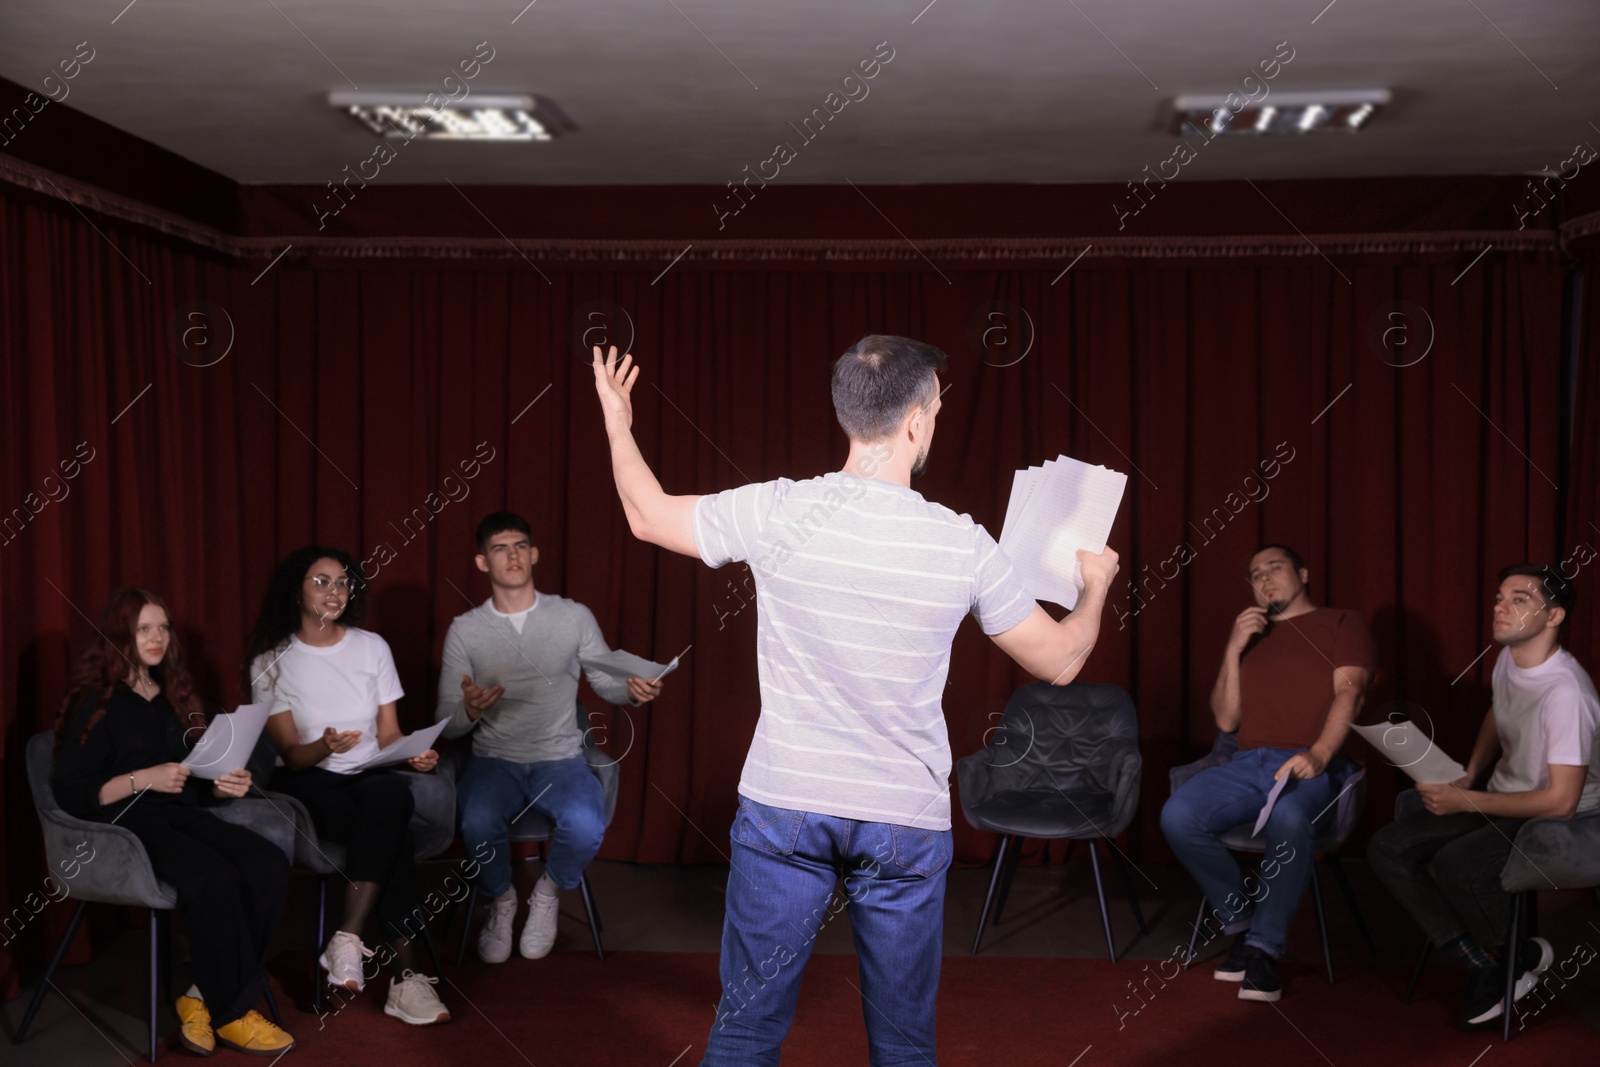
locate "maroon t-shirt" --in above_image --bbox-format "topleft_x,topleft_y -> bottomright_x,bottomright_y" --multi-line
1237,607 -> 1378,752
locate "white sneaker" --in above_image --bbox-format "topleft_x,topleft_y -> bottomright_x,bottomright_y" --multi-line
519,885 -> 561,959
384,970 -> 450,1026
477,889 -> 518,964
319,930 -> 373,991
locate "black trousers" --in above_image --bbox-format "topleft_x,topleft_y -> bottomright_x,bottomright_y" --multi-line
269,767 -> 419,943
1366,810 -> 1525,950
121,802 -> 289,1028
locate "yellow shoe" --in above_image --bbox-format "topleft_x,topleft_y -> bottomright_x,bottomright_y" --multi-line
176,994 -> 214,1056
215,1010 -> 295,1056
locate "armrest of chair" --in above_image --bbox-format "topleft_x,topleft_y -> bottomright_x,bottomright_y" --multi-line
253,788 -> 325,870
40,807 -> 169,907
954,750 -> 996,829
1169,733 -> 1238,795
1502,806 -> 1600,894
394,768 -> 456,860
209,796 -> 297,865
1394,788 -> 1424,821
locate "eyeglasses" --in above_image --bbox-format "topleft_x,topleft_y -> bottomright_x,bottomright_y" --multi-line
307,575 -> 355,595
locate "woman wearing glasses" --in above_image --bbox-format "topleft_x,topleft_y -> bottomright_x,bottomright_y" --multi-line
243,546 -> 449,1026
53,587 -> 294,1056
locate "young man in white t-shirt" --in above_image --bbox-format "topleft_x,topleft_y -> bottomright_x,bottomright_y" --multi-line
1369,563 -> 1599,1029
591,336 -> 1120,1065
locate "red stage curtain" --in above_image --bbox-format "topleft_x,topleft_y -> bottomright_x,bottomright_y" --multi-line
0,183 -> 1576,987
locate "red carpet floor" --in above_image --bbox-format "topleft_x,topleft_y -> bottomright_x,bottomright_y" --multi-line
246,950 -> 1596,1066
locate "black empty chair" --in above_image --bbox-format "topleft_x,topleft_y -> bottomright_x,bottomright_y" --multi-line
956,682 -> 1146,959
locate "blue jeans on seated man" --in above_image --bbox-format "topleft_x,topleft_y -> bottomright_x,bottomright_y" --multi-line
457,755 -> 606,894
1159,746 -> 1350,959
701,795 -> 953,1067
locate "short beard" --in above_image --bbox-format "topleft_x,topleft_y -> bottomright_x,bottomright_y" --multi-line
910,444 -> 930,480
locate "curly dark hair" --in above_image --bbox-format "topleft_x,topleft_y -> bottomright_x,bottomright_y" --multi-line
240,545 -> 368,694
55,587 -> 208,752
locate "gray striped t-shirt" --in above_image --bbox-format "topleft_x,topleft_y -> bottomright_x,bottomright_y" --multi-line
694,471 -> 1034,830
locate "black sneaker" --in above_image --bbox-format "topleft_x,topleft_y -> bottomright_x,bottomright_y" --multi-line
1462,937 -> 1555,1029
1214,936 -> 1249,982
1460,963 -> 1506,1029
1238,947 -> 1282,1002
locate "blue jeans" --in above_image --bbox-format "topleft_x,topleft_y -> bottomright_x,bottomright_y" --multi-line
456,755 -> 605,894
1158,747 -> 1347,958
701,796 -> 952,1067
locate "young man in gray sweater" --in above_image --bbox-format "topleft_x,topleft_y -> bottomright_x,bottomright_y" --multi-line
436,511 -> 663,962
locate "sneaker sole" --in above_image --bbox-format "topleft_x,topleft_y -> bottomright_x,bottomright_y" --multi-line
1238,986 -> 1282,1003
215,1037 -> 296,1056
479,946 -> 512,964
317,951 -> 364,992
384,1004 -> 450,1026
1214,968 -> 1245,982
519,942 -> 555,960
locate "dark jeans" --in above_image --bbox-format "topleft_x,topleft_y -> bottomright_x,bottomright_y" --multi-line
1366,810 -> 1525,949
270,766 -> 419,944
121,803 -> 289,1027
701,796 -> 952,1067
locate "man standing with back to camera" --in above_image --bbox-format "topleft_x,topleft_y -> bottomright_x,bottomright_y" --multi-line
591,335 -> 1119,1065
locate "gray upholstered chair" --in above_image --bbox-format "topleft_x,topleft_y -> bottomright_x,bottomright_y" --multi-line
14,731 -> 290,1062
1394,788 -> 1600,1040
255,734 -> 454,1013
1169,731 -> 1375,983
956,682 -> 1146,960
448,701 -> 620,963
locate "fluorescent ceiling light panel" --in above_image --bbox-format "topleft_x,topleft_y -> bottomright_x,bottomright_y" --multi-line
1171,89 -> 1390,136
328,91 -> 557,141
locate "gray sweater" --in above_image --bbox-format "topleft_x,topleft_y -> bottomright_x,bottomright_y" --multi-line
435,594 -> 635,763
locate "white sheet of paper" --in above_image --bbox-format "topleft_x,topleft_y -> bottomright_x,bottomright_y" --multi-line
182,701 -> 273,780
1351,721 -> 1467,784
998,456 -> 1128,609
1253,774 -> 1291,837
579,649 -> 680,683
351,719 -> 449,771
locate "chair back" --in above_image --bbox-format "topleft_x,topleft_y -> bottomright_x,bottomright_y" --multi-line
26,731 -> 175,908
956,683 -> 1142,839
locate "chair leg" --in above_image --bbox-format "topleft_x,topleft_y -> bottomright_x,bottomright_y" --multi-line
1526,891 -> 1539,939
577,874 -> 605,961
1502,892 -> 1523,1042
993,835 -> 1025,925
970,835 -> 1012,955
264,983 -> 283,1026
1403,937 -> 1433,1003
311,875 -> 327,1016
157,910 -> 173,1009
149,909 -> 161,1064
1088,839 -> 1118,964
456,881 -> 479,967
419,922 -> 443,976
1325,853 -> 1376,957
1183,897 -> 1207,970
1309,861 -> 1335,985
1105,840 -> 1148,935
14,899 -> 90,1044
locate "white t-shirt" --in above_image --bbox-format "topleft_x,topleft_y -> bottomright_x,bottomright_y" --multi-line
1488,646 -> 1600,812
490,594 -> 538,635
250,628 -> 405,774
694,472 -> 1033,830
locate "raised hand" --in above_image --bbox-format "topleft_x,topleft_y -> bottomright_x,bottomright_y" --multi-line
1228,606 -> 1270,654
1076,546 -> 1120,591
461,674 -> 505,714
591,344 -> 639,431
321,726 -> 362,754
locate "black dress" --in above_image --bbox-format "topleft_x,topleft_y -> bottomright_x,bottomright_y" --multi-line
53,685 -> 290,1028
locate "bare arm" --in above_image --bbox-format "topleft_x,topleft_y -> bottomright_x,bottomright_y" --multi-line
989,549 -> 1118,683
1420,764 -> 1586,820
592,346 -> 701,557
1211,607 -> 1269,733
1277,666 -> 1372,779
266,709 -> 358,771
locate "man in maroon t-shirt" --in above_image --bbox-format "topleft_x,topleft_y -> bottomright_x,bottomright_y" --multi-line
1160,544 -> 1377,1003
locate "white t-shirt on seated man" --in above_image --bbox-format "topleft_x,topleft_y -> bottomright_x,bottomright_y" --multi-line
1488,645 -> 1600,813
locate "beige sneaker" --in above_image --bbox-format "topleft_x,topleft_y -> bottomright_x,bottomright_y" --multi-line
384,970 -> 450,1026
519,885 -> 560,959
478,888 -> 518,964
319,930 -> 374,991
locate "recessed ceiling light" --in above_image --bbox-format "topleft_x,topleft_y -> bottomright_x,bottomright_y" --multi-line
328,91 -> 558,141
1171,89 -> 1390,136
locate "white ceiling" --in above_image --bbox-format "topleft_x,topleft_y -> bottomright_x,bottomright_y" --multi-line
2,0 -> 1595,185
